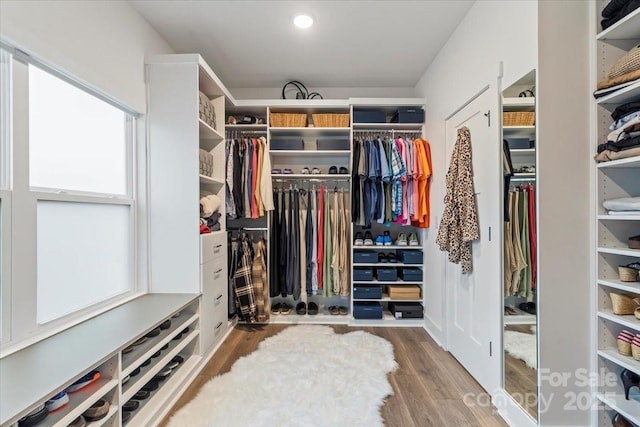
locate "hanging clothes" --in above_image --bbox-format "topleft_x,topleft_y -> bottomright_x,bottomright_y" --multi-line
252,239 -> 269,322
232,236 -> 257,322
436,126 -> 480,274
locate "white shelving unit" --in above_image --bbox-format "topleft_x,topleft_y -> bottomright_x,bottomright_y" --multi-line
593,7 -> 640,426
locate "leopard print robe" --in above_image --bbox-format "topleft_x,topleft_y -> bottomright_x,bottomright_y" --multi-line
436,126 -> 480,274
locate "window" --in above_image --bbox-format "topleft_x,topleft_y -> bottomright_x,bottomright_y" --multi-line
0,43 -> 141,351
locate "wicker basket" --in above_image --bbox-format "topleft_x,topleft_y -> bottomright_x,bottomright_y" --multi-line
610,293 -> 640,314
619,265 -> 640,282
312,113 -> 350,128
634,342 -> 640,361
503,112 -> 535,127
618,337 -> 633,356
269,113 -> 307,127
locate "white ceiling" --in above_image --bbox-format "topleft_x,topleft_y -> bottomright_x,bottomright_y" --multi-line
130,1 -> 474,90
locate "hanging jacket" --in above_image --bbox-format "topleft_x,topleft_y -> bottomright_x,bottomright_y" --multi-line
436,126 -> 480,274
233,237 -> 257,322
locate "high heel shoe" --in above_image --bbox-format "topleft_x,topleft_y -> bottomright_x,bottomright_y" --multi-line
613,412 -> 633,427
620,369 -> 640,400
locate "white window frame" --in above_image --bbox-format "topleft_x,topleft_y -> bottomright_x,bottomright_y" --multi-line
0,41 -> 145,354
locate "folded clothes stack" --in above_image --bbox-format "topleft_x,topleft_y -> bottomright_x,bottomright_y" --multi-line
199,193 -> 222,234
594,33 -> 640,99
600,0 -> 640,31
595,101 -> 640,162
603,196 -> 640,215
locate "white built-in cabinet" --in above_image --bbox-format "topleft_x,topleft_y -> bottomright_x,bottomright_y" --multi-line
592,5 -> 640,426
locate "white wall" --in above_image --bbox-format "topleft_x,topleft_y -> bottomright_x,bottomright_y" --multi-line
0,0 -> 174,113
230,86 -> 417,100
414,0 -> 538,345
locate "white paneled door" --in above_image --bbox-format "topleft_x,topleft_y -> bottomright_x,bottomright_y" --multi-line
445,87 -> 501,393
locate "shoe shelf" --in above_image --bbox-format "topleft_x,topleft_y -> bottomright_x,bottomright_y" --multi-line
353,294 -> 422,303
353,245 -> 422,251
268,127 -> 350,136
121,327 -> 199,402
350,312 -> 424,328
124,351 -> 200,426
353,262 -> 418,267
121,311 -> 199,376
351,122 -> 424,130
599,349 -> 640,376
271,173 -> 350,180
353,279 -> 422,285
269,150 -> 349,157
596,81 -> 640,109
268,313 -> 349,325
597,392 -> 640,426
38,377 -> 118,427
598,214 -> 640,221
599,279 -> 640,295
598,246 -> 640,258
598,309 -> 640,331
596,7 -> 640,41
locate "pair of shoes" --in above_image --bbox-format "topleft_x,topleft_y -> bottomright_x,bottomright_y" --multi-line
408,232 -> 419,246
613,412 -> 635,427
18,405 -> 48,427
354,232 -> 364,246
363,231 -> 374,246
307,301 -> 319,315
618,263 -> 640,282
83,399 -> 110,422
301,167 -> 321,174
616,330 -> 640,360
518,302 -> 536,315
296,302 -> 306,315
377,253 -> 397,263
504,306 -> 517,315
621,369 -> 640,400
271,302 -> 292,315
328,306 -> 348,315
46,392 -> 69,413
396,233 -> 408,246
630,235 -> 640,250
65,370 -> 101,393
375,231 -> 392,246
122,400 -> 139,412
328,166 -> 349,174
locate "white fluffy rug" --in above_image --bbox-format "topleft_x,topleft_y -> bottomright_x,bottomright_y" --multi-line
168,325 -> 398,427
504,328 -> 537,370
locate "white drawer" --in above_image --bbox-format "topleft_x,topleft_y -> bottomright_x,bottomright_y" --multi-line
200,231 -> 226,264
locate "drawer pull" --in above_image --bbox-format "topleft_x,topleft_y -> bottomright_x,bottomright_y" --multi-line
215,322 -> 223,330
214,244 -> 223,248
216,294 -> 223,301
215,268 -> 223,274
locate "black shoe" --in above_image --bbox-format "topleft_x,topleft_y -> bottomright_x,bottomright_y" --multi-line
378,253 -> 388,263
621,369 -> 640,400
296,302 -> 307,315
339,166 -> 348,174
328,166 -> 338,174
308,302 -> 319,315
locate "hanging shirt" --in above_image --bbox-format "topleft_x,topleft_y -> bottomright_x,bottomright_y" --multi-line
317,185 -> 325,290
259,137 -> 275,211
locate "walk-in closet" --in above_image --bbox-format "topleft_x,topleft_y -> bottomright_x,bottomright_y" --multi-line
0,1 -> 618,426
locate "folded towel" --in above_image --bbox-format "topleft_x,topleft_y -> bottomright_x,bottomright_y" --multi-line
200,194 -> 222,218
603,196 -> 640,211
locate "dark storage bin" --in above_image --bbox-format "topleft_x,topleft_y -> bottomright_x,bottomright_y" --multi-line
353,268 -> 373,281
353,251 -> 378,263
506,138 -> 534,149
270,138 -> 304,150
376,268 -> 398,282
353,286 -> 382,299
400,268 -> 423,282
391,107 -> 424,124
396,250 -> 422,264
353,302 -> 383,319
388,302 -> 424,319
353,109 -> 386,124
316,137 -> 350,151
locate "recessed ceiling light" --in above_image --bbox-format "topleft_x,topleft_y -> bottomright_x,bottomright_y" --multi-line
293,14 -> 314,29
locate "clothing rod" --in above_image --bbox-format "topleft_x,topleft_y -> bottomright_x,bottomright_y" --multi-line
273,178 -> 350,182
227,226 -> 268,231
354,129 -> 422,133
511,177 -> 536,182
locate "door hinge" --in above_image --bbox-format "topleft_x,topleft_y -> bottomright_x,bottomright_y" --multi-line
489,341 -> 492,357
484,110 -> 491,127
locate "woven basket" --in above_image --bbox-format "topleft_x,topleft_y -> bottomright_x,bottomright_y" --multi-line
610,293 -> 640,314
312,113 -> 350,128
619,266 -> 640,282
618,337 -> 633,356
608,44 -> 640,79
503,112 -> 535,126
269,113 -> 307,127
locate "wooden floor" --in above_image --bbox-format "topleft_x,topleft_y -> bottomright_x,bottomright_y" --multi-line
161,325 -> 508,427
